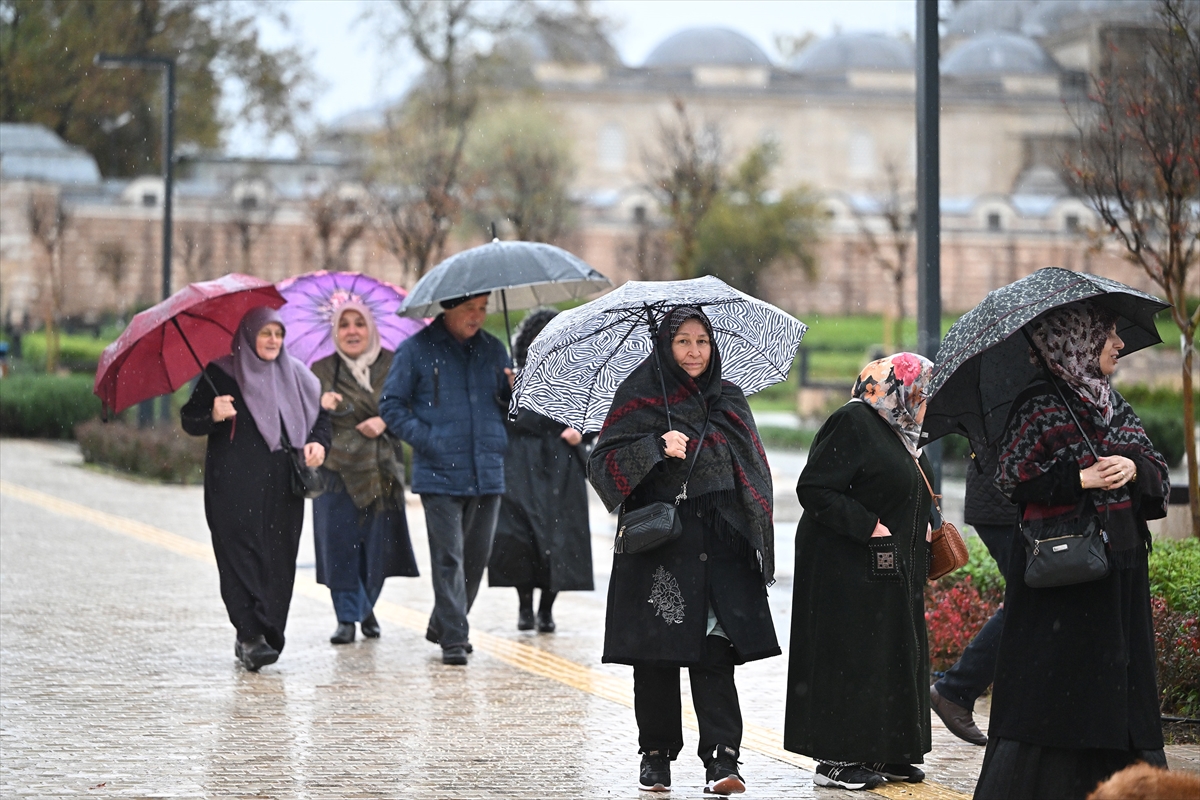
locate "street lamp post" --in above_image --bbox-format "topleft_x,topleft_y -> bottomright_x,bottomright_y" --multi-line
94,53 -> 176,424
915,0 -> 942,488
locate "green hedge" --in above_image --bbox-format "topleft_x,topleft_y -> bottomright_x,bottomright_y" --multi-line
757,425 -> 817,451
0,374 -> 102,437
1149,538 -> 1200,617
75,419 -> 205,484
17,332 -> 112,372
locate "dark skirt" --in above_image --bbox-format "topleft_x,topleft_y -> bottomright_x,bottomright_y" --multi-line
313,482 -> 418,595
974,737 -> 1167,800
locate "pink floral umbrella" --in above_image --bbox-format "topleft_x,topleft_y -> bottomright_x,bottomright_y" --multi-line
276,271 -> 427,366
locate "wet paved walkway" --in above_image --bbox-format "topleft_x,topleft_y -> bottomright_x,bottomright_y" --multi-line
2,439 -> 1196,798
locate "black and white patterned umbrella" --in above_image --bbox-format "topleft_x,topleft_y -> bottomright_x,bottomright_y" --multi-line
924,268 -> 1168,447
511,275 -> 808,432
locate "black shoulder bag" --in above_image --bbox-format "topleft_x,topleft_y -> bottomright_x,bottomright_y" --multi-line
280,423 -> 326,500
1019,336 -> 1110,588
613,341 -> 710,556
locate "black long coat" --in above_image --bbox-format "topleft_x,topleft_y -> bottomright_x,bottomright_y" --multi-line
784,400 -> 933,764
181,364 -> 331,653
488,410 -> 594,592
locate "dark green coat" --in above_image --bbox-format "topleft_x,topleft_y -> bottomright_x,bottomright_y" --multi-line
784,400 -> 933,764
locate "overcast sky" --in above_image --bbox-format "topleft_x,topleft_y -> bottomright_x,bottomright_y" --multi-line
235,0 -> 917,156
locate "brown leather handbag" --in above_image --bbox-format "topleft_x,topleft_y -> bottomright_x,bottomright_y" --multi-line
916,460 -> 970,581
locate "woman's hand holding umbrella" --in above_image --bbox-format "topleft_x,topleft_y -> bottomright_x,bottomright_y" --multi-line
661,430 -> 689,459
212,395 -> 237,423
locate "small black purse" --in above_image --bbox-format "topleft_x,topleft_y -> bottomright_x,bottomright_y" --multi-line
613,342 -> 709,556
280,425 -> 325,500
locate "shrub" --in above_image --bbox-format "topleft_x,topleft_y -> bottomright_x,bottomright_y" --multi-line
937,530 -> 1006,599
18,332 -> 112,372
757,425 -> 818,451
1149,538 -> 1200,618
925,576 -> 1001,674
1152,597 -> 1200,718
1138,407 -> 1186,468
0,374 -> 102,437
75,419 -> 206,484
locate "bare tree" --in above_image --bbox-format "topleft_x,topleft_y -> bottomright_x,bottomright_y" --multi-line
1065,0 -> 1200,534
617,205 -> 673,280
223,184 -> 277,275
94,240 -> 131,320
175,220 -> 215,283
26,189 -> 70,373
852,159 -> 914,351
643,100 -> 723,279
304,184 -> 368,271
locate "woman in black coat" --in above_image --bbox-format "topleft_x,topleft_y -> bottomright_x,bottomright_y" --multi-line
589,306 -> 778,797
488,309 -> 593,633
975,301 -> 1170,800
181,306 -> 330,672
311,302 -> 418,646
784,353 -> 935,791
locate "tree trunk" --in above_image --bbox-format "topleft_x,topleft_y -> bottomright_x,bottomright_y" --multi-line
1182,341 -> 1198,536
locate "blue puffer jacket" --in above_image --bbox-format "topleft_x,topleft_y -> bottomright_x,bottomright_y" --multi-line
380,316 -> 512,496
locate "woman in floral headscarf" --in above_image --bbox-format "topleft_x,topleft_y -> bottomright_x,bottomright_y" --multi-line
783,353 -> 936,791
974,300 -> 1170,800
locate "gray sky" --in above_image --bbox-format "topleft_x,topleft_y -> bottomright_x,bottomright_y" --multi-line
236,0 -> 916,156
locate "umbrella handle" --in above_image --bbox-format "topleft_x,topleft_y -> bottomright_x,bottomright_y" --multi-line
171,317 -> 221,398
648,307 -> 672,431
501,289 -> 512,354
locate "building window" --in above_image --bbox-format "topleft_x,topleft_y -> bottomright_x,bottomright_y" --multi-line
1065,214 -> 1080,233
848,130 -> 876,178
987,212 -> 1002,231
240,195 -> 259,211
142,192 -> 158,207
598,124 -> 625,171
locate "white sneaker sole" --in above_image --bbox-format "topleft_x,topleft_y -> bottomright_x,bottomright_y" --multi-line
638,783 -> 670,792
705,775 -> 746,794
814,773 -> 877,790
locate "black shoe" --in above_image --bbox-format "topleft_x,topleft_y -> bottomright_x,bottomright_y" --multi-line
866,762 -> 925,783
442,645 -> 468,665
330,622 -> 355,645
360,612 -> 380,638
639,750 -> 671,792
930,685 -> 987,745
237,635 -> 279,672
704,744 -> 745,795
426,625 -> 472,652
518,606 -> 536,631
814,762 -> 884,791
536,609 -> 556,633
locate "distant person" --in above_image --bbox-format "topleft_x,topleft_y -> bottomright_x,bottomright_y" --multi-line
181,307 -> 330,672
379,293 -> 512,666
488,309 -> 593,633
929,441 -> 1017,746
589,306 -> 778,797
311,302 -> 419,645
785,354 -> 935,791
975,301 -> 1170,800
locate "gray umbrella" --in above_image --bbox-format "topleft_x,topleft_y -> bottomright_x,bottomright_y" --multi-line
924,267 -> 1169,448
397,240 -> 611,319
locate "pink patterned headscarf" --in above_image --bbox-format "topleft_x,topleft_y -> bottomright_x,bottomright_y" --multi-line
1027,300 -> 1119,425
851,352 -> 935,457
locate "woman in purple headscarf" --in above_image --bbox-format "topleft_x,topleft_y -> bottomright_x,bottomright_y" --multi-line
182,306 -> 331,672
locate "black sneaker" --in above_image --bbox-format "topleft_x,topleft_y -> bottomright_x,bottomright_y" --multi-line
814,762 -> 885,791
704,745 -> 745,795
866,762 -> 925,783
639,750 -> 671,792
442,645 -> 468,665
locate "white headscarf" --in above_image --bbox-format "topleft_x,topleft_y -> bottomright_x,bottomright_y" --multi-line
331,301 -> 382,392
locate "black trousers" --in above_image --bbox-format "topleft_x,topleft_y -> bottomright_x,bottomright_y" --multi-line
934,523 -> 1012,708
633,635 -> 742,763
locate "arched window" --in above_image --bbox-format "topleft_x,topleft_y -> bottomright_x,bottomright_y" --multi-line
597,124 -> 625,171
848,130 -> 876,178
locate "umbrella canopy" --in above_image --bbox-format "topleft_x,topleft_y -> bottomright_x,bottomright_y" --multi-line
94,274 -> 285,415
397,240 -> 611,319
276,271 -> 426,366
512,275 -> 807,432
924,267 -> 1169,447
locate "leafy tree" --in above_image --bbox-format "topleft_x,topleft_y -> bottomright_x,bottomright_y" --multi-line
1065,0 -> 1199,534
694,142 -> 821,298
0,0 -> 314,176
463,99 -> 576,243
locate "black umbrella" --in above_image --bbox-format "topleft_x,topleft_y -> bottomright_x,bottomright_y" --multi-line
397,239 -> 611,349
924,268 -> 1169,448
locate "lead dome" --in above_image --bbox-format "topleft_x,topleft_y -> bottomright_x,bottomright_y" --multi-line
942,32 -> 1059,76
789,33 -> 914,74
643,27 -> 771,68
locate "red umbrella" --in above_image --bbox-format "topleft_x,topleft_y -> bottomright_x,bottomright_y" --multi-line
94,273 -> 285,415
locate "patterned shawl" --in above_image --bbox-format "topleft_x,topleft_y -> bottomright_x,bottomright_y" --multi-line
851,352 -> 934,457
997,383 -> 1170,562
1027,300 -> 1119,425
589,306 -> 776,584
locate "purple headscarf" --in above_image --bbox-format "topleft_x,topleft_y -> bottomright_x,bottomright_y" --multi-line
213,306 -> 321,452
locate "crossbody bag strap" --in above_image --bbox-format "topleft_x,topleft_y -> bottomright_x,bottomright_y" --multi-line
675,412 -> 711,505
913,458 -> 944,517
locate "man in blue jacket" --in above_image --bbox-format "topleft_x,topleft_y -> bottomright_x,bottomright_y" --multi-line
380,293 -> 512,665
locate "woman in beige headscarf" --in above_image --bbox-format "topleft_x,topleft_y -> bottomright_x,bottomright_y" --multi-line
311,302 -> 418,645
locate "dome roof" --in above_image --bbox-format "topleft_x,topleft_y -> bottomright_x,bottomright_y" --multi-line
644,27 -> 770,68
505,18 -> 620,66
1021,0 -> 1157,38
942,33 -> 1059,76
945,0 -> 1028,38
789,33 -> 914,74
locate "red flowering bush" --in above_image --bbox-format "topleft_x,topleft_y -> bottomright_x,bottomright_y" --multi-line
924,576 -> 1002,674
1151,596 -> 1200,718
